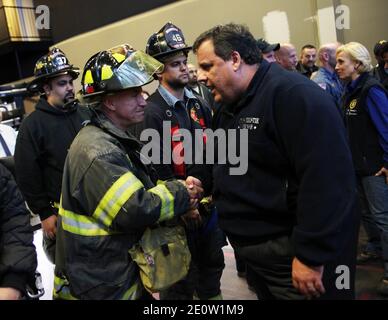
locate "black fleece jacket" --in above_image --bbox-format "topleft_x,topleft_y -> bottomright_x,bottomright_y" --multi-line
213,61 -> 357,266
0,163 -> 37,294
14,99 -> 90,221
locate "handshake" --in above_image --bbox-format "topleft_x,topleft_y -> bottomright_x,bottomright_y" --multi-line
180,176 -> 204,223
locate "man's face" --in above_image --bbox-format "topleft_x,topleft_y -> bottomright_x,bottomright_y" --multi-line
187,64 -> 198,85
277,46 -> 298,71
196,39 -> 237,104
160,53 -> 189,89
335,51 -> 358,81
44,74 -> 75,107
263,51 -> 276,63
107,87 -> 147,127
301,48 -> 317,68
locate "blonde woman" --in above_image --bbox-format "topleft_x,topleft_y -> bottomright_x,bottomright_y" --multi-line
336,42 -> 388,296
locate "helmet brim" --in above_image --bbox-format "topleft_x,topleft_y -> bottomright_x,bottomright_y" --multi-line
151,47 -> 192,60
261,43 -> 280,54
27,68 -> 80,94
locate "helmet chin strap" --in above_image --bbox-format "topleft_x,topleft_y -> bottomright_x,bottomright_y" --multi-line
51,98 -> 77,111
62,98 -> 77,110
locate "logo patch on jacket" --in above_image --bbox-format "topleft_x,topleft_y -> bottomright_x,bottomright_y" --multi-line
238,117 -> 260,130
190,108 -> 199,124
346,99 -> 358,116
349,99 -> 357,110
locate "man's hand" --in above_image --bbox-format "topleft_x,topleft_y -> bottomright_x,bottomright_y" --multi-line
41,214 -> 57,240
185,176 -> 204,198
181,209 -> 202,228
375,167 -> 388,184
184,176 -> 204,208
181,208 -> 201,220
186,176 -> 202,189
0,287 -> 22,300
292,257 -> 325,299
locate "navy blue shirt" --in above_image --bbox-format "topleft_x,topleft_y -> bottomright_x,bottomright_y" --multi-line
158,85 -> 198,130
311,67 -> 344,105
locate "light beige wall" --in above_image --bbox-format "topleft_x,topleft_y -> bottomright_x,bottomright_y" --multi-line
55,0 -> 319,93
53,0 -> 386,93
338,0 -> 387,63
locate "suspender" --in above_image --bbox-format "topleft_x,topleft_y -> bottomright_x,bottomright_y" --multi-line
0,133 -> 11,156
167,101 -> 208,178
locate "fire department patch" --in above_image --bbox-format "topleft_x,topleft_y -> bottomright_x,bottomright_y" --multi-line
190,108 -> 199,123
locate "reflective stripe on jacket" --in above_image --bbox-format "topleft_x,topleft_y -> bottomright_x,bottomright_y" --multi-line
54,109 -> 191,300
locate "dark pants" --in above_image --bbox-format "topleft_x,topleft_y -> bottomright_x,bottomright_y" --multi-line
234,251 -> 246,273
160,211 -> 226,300
231,226 -> 358,300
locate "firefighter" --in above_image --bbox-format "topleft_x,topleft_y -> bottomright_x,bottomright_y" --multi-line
53,44 -> 202,300
14,48 -> 90,263
134,22 -> 225,300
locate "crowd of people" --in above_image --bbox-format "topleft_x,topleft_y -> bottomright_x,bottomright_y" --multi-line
0,21 -> 387,300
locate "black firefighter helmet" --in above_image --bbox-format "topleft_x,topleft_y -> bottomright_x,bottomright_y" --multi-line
28,47 -> 79,94
80,44 -> 163,102
146,22 -> 192,60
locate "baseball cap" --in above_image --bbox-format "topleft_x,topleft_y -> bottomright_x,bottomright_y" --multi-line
257,38 -> 280,54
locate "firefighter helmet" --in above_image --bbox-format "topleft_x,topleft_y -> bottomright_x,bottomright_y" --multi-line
28,47 -> 79,93
80,44 -> 163,102
146,22 -> 191,60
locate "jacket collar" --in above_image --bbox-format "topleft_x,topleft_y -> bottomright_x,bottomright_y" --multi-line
230,60 -> 271,113
346,72 -> 369,94
35,98 -> 78,115
158,84 -> 197,108
91,108 -> 141,147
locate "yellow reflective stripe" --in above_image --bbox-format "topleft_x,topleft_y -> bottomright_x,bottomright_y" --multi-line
93,172 -> 144,228
53,275 -> 77,300
120,278 -> 143,300
101,65 -> 113,80
60,206 -> 112,236
84,69 -> 94,84
200,197 -> 211,205
53,202 -> 60,209
112,52 -> 126,63
54,288 -> 77,300
149,182 -> 174,222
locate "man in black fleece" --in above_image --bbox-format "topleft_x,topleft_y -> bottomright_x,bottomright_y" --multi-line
193,24 -> 358,300
14,48 -> 89,264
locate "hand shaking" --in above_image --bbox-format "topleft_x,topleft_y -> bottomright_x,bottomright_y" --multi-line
184,176 -> 204,209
